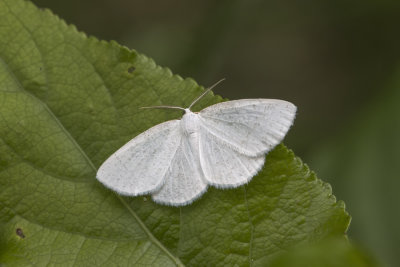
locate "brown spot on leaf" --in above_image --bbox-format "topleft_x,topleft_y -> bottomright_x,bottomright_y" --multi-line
16,228 -> 25,238
128,66 -> 136,73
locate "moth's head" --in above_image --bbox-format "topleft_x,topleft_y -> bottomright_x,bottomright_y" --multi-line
181,110 -> 200,135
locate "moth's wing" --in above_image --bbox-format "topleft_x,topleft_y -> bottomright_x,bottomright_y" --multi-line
152,135 -> 207,206
199,125 -> 265,188
96,120 -> 181,196
199,99 -> 296,157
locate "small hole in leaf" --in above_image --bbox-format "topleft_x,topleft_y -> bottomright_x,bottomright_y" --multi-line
128,66 -> 136,73
16,228 -> 25,238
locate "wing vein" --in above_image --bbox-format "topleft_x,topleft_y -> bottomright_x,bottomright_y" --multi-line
199,121 -> 256,156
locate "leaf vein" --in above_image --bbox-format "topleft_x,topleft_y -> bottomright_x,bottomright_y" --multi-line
243,187 -> 254,266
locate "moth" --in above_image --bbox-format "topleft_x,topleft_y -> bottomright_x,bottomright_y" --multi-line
97,81 -> 296,206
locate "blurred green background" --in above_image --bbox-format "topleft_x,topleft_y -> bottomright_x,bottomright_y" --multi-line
30,0 -> 400,265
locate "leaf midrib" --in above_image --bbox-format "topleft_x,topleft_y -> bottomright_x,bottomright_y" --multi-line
0,48 -> 184,266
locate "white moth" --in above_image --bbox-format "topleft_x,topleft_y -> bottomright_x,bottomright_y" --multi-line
97,82 -> 296,206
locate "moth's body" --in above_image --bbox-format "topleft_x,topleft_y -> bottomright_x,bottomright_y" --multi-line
97,87 -> 297,206
181,109 -> 200,137
177,109 -> 202,183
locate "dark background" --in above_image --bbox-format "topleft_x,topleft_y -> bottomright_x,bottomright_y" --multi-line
31,0 -> 400,265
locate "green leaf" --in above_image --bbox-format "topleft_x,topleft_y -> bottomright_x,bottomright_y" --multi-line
0,0 -> 350,265
268,238 -> 379,267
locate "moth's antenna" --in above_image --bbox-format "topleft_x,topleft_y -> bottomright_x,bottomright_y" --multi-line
140,105 -> 185,111
188,78 -> 225,110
